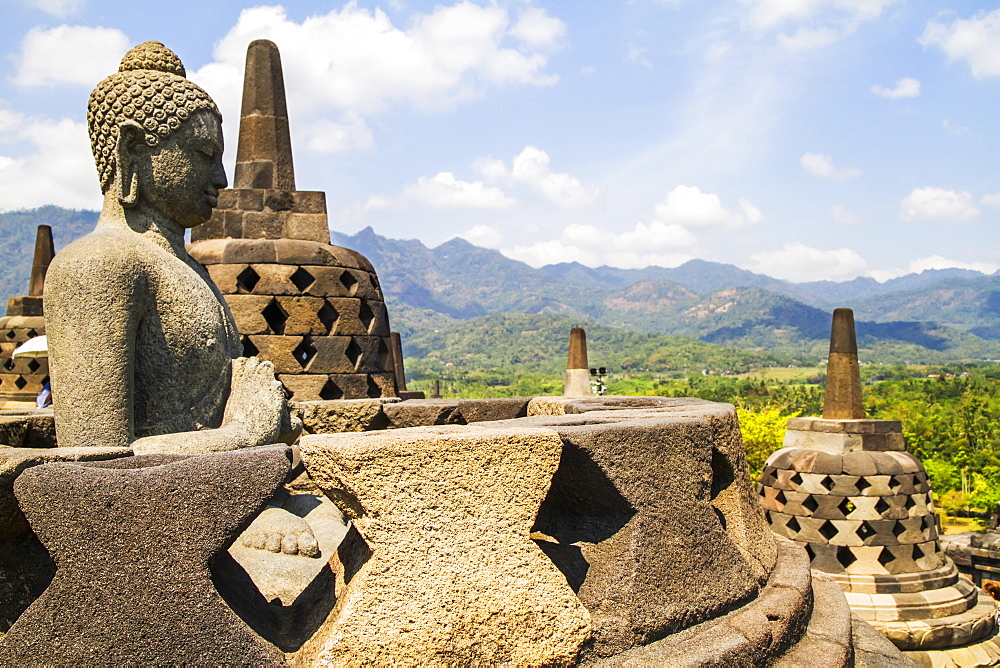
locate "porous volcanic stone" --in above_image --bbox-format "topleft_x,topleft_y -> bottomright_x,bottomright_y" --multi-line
0,446 -> 130,630
299,425 -> 591,665
0,446 -> 291,664
523,398 -> 777,658
293,397 -> 399,434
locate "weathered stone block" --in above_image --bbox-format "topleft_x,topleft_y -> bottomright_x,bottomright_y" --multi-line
278,374 -> 330,402
384,399 -> 463,428
298,425 -> 590,665
206,263 -> 248,294
248,335 -> 306,374
283,213 -> 329,244
274,296 -> 328,335
290,191 -> 326,214
300,266 -> 361,298
293,398 -> 399,434
221,239 -> 278,265
456,397 -> 531,423
237,188 -> 264,211
243,211 -> 283,239
303,336 -> 355,374
273,239 -> 337,266
224,295 -> 276,335
326,298 -> 368,335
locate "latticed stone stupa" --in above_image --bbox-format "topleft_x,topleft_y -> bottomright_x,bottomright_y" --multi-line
0,226 -> 54,408
758,308 -> 1000,663
188,40 -> 394,401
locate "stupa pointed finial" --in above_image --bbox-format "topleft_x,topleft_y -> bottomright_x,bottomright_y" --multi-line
564,327 -> 591,397
234,39 -> 295,190
822,308 -> 864,419
28,225 -> 54,297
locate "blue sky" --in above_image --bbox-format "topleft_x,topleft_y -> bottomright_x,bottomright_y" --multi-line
1,0 -> 999,282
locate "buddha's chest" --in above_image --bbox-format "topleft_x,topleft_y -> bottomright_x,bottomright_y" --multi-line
137,257 -> 239,372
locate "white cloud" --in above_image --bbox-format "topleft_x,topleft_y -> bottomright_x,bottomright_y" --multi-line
942,118 -> 972,137
869,255 -> 999,281
476,146 -> 597,208
750,242 -> 868,282
14,25 -> 131,87
502,221 -> 697,269
653,185 -> 763,229
402,172 -> 515,209
777,26 -> 841,50
800,153 -> 861,179
871,77 -> 920,98
0,115 -> 100,211
921,10 -> 1000,79
982,193 -> 1000,208
706,41 -> 734,62
26,0 -> 84,17
626,44 -> 653,68
191,3 -> 565,156
301,115 -> 374,153
508,7 -> 567,51
830,205 -> 859,225
741,0 -> 899,30
459,224 -> 505,248
900,187 -> 980,223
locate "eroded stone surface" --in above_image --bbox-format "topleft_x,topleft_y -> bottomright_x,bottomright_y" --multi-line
299,424 -> 591,665
0,446 -> 290,664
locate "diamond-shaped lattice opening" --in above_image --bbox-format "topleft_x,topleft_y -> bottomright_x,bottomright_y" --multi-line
378,338 -> 391,370
913,543 -> 925,561
262,299 -> 288,335
888,476 -> 902,492
874,498 -> 890,515
921,515 -> 931,531
836,546 -> 857,569
877,547 -> 896,567
13,376 -> 27,390
26,358 -> 40,373
2,357 -> 13,371
790,471 -> 803,486
371,274 -> 380,290
318,302 -> 338,334
358,301 -> 375,333
820,475 -> 836,491
237,266 -> 260,294
904,495 -> 916,511
892,522 -> 907,539
293,337 -> 317,368
5,330 -> 15,340
290,267 -> 315,292
339,270 -> 358,295
319,379 -> 343,401
760,467 -> 776,486
242,337 -> 259,357
26,329 -> 37,339
786,515 -> 801,534
805,543 -> 816,561
838,498 -> 855,517
345,339 -> 363,370
367,376 -> 381,398
857,522 -> 877,540
775,489 -> 786,505
802,495 -> 819,514
855,477 -> 872,493
819,520 -> 838,541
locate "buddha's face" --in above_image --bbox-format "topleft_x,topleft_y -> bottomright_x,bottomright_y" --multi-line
141,110 -> 227,228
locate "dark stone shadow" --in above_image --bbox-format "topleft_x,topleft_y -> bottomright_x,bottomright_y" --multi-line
531,443 -> 635,591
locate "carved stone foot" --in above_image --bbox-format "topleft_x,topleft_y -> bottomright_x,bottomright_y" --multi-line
241,506 -> 320,558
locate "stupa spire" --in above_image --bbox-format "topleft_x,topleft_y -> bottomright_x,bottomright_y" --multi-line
234,39 -> 295,191
28,224 -> 54,297
822,307 -> 864,419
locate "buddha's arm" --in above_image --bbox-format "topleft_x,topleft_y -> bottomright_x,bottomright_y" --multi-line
132,356 -> 287,454
45,245 -> 143,450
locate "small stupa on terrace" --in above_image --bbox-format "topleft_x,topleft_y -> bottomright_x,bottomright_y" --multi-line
188,40 -> 395,401
0,226 -> 54,408
758,308 -> 1000,663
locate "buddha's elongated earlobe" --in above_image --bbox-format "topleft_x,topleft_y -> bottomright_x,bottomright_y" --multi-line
116,122 -> 145,208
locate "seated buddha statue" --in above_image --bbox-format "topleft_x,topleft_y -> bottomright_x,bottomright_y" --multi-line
44,41 -> 315,555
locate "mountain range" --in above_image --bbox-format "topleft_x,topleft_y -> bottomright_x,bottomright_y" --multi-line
1,206 -> 997,366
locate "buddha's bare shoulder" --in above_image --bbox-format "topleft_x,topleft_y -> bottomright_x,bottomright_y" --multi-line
46,226 -> 151,296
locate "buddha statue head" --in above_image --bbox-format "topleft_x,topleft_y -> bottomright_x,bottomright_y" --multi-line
87,41 -> 226,227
